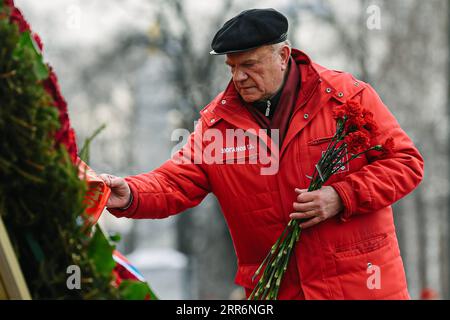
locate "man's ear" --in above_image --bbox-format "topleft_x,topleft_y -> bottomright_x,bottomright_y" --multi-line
280,45 -> 291,71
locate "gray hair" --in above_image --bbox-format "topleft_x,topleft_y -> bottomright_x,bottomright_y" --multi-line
271,40 -> 292,54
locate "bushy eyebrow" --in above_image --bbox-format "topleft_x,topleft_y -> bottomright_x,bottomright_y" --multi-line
225,59 -> 258,67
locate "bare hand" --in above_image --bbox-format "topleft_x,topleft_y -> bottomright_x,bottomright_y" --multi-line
99,174 -> 131,209
290,186 -> 343,229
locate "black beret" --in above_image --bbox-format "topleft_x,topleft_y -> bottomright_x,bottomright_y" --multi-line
210,8 -> 288,55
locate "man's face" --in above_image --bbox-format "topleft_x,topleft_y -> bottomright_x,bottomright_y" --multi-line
225,45 -> 289,103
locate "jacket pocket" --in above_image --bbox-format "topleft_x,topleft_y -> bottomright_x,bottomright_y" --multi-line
307,135 -> 335,146
332,233 -> 408,299
334,233 -> 390,259
302,135 -> 370,185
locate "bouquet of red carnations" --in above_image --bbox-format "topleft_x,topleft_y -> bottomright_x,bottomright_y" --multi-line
249,100 -> 395,300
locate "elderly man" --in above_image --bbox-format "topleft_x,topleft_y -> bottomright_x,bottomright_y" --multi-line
101,8 -> 424,300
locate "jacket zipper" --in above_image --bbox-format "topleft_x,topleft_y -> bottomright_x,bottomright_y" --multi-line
265,100 -> 271,117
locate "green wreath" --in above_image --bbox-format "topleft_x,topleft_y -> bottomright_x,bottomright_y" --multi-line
0,1 -> 156,300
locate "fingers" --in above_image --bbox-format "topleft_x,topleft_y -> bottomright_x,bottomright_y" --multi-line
292,188 -> 317,220
99,174 -> 122,188
299,216 -> 323,229
99,174 -> 112,187
293,201 -> 315,212
291,187 -> 340,229
295,189 -> 316,203
109,176 -> 123,188
290,210 -> 316,220
292,188 -> 324,229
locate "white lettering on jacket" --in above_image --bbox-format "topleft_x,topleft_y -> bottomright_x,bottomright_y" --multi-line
221,144 -> 255,154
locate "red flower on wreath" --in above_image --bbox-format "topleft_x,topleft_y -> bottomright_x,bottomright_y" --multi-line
6,0 -> 78,163
43,68 -> 78,162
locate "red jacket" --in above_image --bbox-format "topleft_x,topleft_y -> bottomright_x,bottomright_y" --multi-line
109,49 -> 424,300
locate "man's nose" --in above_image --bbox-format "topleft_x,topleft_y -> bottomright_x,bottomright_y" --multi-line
233,69 -> 248,82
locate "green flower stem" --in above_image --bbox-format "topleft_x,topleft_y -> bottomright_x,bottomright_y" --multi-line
257,227 -> 294,298
311,142 -> 347,190
320,145 -> 348,179
251,222 -> 302,300
316,119 -> 346,168
316,136 -> 341,170
322,143 -> 347,172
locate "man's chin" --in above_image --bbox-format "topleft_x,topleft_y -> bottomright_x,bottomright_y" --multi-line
240,94 -> 260,103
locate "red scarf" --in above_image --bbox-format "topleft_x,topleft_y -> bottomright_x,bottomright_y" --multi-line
245,57 -> 300,146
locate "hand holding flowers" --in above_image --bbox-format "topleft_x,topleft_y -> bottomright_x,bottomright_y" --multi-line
290,186 -> 343,229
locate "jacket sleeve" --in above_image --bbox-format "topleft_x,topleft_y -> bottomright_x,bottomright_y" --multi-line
331,84 -> 424,221
107,120 -> 211,219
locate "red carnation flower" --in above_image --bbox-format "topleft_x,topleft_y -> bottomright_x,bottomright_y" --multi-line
43,69 -> 78,161
363,117 -> 378,135
379,137 -> 395,158
344,131 -> 371,154
361,109 -> 379,136
345,114 -> 365,133
362,109 -> 374,120
333,100 -> 362,121
333,104 -> 346,120
33,33 -> 44,52
9,5 -> 31,33
344,100 -> 362,119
